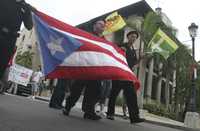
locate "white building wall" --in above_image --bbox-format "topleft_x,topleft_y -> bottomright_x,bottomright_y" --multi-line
15,28 -> 41,71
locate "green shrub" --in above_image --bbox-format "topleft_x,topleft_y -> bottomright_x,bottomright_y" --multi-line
143,102 -> 176,120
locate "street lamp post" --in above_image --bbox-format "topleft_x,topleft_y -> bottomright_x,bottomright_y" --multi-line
184,22 -> 200,129
188,22 -> 198,112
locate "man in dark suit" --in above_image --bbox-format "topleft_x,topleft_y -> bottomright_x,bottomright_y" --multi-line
107,31 -> 145,124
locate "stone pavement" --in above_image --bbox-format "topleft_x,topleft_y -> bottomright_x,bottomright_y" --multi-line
34,95 -> 200,131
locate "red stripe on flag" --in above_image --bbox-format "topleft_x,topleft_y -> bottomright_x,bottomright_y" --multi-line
47,66 -> 140,90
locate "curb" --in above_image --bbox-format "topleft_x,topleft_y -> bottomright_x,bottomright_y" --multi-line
35,96 -> 50,102
144,120 -> 199,131
35,96 -> 199,131
115,113 -> 198,131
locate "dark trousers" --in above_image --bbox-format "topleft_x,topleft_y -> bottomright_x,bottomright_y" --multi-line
107,80 -> 139,121
65,80 -> 101,114
49,79 -> 70,107
0,35 -> 16,79
99,80 -> 112,104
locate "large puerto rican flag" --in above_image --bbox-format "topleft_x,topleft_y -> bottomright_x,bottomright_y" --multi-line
32,10 -> 140,90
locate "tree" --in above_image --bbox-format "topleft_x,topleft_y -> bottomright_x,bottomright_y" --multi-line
141,11 -> 194,120
15,51 -> 33,69
172,45 -> 193,120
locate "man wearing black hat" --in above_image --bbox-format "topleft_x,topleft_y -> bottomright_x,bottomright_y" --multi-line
0,0 -> 33,81
107,30 -> 145,124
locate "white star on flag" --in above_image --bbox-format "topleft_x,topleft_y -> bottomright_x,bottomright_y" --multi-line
47,36 -> 65,55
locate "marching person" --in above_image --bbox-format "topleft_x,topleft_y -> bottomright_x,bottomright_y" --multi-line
30,68 -> 43,99
63,80 -> 102,120
96,80 -> 112,117
107,30 -> 145,124
92,20 -> 113,117
49,79 -> 71,109
0,0 -> 33,81
62,21 -> 106,120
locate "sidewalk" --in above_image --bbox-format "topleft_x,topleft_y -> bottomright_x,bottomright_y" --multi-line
35,96 -> 199,131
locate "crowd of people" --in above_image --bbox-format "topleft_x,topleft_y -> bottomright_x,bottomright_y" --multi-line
0,0 -> 145,125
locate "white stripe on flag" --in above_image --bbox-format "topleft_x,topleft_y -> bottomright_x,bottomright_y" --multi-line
61,51 -> 133,74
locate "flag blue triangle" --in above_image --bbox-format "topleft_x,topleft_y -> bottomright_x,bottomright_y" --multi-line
33,14 -> 82,75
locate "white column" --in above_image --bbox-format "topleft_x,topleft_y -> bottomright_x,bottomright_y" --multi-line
146,58 -> 154,103
172,70 -> 176,88
165,81 -> 170,107
164,66 -> 172,107
156,63 -> 163,103
156,78 -> 162,103
171,70 -> 176,105
137,58 -> 147,108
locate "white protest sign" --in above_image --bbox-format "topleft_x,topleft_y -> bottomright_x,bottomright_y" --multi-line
8,64 -> 33,86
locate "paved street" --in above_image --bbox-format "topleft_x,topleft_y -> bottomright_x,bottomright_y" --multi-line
0,94 -> 186,131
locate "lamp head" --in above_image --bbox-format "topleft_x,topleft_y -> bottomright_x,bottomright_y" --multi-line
188,23 -> 198,38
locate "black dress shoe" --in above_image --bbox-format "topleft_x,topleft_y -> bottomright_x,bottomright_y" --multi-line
62,109 -> 70,116
83,113 -> 102,120
131,118 -> 145,124
49,104 -> 63,110
106,115 -> 114,120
